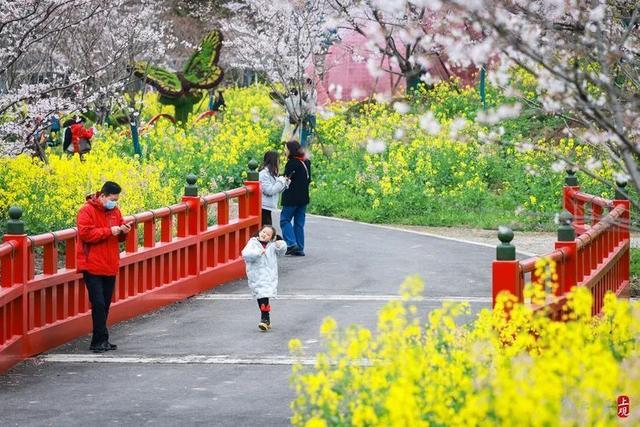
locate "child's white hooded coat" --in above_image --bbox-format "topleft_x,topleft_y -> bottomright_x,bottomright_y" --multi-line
241,237 -> 287,298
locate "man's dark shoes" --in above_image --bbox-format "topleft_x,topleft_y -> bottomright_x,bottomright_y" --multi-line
285,245 -> 300,255
90,342 -> 116,353
90,342 -> 108,353
293,250 -> 305,256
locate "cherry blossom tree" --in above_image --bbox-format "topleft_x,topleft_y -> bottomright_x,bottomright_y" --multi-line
62,1 -> 171,122
455,0 -> 640,196
67,0 -> 172,158
0,0 -> 170,158
335,0 -> 640,197
326,0 -> 459,92
220,0 -> 336,129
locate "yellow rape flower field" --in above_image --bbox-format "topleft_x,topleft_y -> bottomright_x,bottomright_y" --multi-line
311,81 -> 625,230
0,144 -> 174,233
0,86 -> 280,234
290,270 -> 640,426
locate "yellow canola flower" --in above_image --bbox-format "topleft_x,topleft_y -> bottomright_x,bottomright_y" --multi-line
290,270 -> 640,426
304,418 -> 327,427
0,85 -> 280,234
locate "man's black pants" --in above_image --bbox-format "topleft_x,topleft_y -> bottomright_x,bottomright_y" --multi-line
83,272 -> 116,346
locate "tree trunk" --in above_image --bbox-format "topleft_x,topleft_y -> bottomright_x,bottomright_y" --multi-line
130,120 -> 142,157
405,67 -> 426,93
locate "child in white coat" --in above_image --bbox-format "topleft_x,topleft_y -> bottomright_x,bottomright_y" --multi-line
241,225 -> 287,331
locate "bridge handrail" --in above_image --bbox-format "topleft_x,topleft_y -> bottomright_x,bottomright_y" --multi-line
0,162 -> 262,374
574,205 -> 625,249
492,171 -> 631,317
0,242 -> 13,258
571,191 -> 614,209
519,249 -> 564,274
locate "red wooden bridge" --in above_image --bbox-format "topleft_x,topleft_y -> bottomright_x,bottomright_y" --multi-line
0,163 -> 262,373
492,170 -> 631,315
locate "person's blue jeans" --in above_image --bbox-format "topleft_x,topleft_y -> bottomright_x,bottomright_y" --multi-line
280,205 -> 307,250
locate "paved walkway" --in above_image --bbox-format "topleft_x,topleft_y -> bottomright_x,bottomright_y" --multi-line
0,215 -> 505,426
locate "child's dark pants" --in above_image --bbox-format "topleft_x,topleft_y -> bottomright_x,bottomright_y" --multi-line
258,297 -> 270,322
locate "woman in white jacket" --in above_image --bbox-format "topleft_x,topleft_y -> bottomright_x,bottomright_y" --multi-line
259,151 -> 290,226
241,225 -> 287,331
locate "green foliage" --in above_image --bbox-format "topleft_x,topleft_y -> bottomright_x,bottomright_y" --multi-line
183,30 -> 224,87
134,62 -> 183,96
632,248 -> 640,278
310,80 -> 630,231
117,85 -> 281,197
631,248 -> 640,297
133,30 -> 224,122
159,92 -> 204,123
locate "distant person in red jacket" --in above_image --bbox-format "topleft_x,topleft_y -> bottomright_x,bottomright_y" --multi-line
76,181 -> 132,353
65,116 -> 94,161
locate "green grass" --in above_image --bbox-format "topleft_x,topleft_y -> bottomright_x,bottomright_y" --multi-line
631,248 -> 640,297
308,190 -> 531,230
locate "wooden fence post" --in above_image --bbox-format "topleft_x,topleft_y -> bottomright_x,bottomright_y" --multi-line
554,210 -> 577,295
614,180 -> 631,298
244,159 -> 262,222
492,226 -> 521,306
563,169 -> 582,228
2,207 -> 29,359
182,174 -> 202,276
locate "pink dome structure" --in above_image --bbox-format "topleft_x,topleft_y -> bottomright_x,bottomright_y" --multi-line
314,30 -> 479,105
315,31 -> 400,105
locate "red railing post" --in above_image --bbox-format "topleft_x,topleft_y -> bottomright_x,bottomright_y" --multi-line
43,237 -> 58,276
563,169 -> 582,229
244,159 -> 262,223
125,219 -> 138,253
217,192 -> 229,226
144,219 -> 156,248
182,174 -> 203,236
492,226 -> 521,306
160,213 -> 173,243
182,174 -> 202,276
554,211 -> 577,295
2,207 -> 29,286
614,180 -> 631,298
64,234 -> 77,270
2,207 -> 29,357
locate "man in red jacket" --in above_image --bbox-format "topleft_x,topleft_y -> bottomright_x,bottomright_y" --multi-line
76,181 -> 132,353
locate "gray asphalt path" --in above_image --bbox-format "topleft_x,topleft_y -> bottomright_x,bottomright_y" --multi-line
0,215 -> 498,426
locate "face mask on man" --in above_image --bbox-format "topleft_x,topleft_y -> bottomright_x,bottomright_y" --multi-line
104,200 -> 117,210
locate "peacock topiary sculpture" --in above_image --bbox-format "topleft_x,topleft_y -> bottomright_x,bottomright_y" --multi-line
133,30 -> 224,123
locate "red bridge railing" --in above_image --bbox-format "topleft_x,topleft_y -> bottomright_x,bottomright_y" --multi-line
0,161 -> 262,373
492,170 -> 631,316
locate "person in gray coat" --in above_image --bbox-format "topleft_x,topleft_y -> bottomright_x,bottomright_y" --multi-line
241,225 -> 287,331
259,150 -> 290,226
